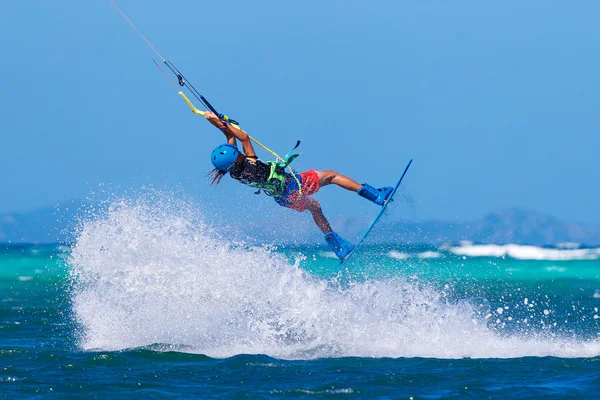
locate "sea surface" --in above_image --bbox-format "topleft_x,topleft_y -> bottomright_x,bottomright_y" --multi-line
1,201 -> 600,398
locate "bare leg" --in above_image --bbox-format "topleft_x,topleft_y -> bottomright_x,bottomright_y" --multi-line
305,196 -> 352,259
316,170 -> 361,192
306,197 -> 332,233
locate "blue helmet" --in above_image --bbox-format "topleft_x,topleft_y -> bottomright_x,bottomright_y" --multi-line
211,144 -> 240,172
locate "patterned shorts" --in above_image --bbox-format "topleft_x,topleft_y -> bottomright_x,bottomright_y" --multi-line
274,170 -> 321,212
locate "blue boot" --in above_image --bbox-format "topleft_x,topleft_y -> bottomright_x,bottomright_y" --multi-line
357,184 -> 394,206
325,232 -> 352,260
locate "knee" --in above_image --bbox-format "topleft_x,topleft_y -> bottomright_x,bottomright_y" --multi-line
320,170 -> 337,185
306,197 -> 321,212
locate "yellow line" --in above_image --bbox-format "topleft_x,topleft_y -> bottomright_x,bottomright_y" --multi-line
178,92 -> 303,194
179,92 -> 205,115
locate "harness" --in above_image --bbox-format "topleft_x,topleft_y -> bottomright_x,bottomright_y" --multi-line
250,160 -> 296,198
260,161 -> 289,197
259,140 -> 300,194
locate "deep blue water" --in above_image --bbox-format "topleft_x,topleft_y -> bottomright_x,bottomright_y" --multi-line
1,202 -> 599,398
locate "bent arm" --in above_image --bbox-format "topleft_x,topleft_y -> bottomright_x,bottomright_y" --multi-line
205,112 -> 256,158
179,92 -> 252,154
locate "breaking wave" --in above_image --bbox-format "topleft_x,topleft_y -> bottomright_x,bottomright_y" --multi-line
447,243 -> 600,260
68,194 -> 600,360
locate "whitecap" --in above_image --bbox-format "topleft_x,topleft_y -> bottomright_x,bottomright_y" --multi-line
417,251 -> 442,259
448,243 -> 600,261
319,251 -> 338,259
387,250 -> 409,260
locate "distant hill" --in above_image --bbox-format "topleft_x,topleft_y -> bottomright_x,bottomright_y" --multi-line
0,201 -> 81,244
1,203 -> 599,246
371,209 -> 600,246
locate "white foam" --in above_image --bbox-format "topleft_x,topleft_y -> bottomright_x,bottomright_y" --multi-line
417,251 -> 442,259
319,251 -> 338,259
448,244 -> 600,260
68,195 -> 600,360
387,251 -> 409,260
387,251 -> 441,260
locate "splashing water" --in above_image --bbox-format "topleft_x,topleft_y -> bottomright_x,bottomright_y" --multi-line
68,194 -> 600,359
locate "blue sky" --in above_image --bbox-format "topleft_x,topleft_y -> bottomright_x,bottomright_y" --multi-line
1,0 -> 598,223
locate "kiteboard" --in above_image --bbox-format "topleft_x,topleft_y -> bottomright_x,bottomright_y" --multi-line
332,159 -> 413,276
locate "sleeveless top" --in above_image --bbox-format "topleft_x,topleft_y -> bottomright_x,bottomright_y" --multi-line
230,158 -> 291,198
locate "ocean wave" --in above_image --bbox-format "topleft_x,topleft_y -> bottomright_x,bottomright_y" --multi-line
447,243 -> 600,260
387,251 -> 410,260
68,194 -> 600,360
418,251 -> 442,259
387,250 -> 442,260
319,251 -> 338,259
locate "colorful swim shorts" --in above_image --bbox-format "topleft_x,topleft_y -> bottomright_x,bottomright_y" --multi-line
274,170 -> 320,212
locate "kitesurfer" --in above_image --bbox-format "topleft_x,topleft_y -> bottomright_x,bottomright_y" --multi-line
205,112 -> 393,260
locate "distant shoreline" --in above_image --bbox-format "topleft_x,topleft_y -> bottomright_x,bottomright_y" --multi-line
2,204 -> 600,246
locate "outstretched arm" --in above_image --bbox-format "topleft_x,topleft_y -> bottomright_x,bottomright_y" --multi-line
205,112 -> 256,158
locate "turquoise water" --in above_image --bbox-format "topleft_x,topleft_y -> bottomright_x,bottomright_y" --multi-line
1,201 -> 600,398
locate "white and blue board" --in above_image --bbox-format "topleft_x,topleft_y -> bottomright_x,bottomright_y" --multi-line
332,159 -> 413,277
